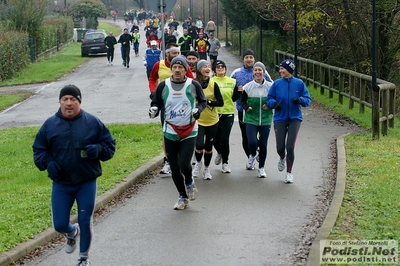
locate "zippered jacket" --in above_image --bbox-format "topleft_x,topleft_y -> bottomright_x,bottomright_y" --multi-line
266,76 -> 312,122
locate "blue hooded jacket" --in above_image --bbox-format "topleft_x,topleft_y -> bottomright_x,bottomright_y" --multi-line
267,76 -> 312,122
33,109 -> 116,185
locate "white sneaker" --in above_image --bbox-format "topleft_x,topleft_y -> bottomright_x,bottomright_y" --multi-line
214,154 -> 222,165
278,158 -> 286,172
203,167 -> 212,180
222,163 -> 231,173
174,196 -> 189,210
192,161 -> 202,177
160,161 -> 171,174
110,62 -> 113,66
285,172 -> 294,184
107,61 -> 110,66
185,179 -> 198,200
246,154 -> 256,170
257,168 -> 267,178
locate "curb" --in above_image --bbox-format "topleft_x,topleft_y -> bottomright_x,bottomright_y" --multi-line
0,154 -> 164,266
306,134 -> 348,266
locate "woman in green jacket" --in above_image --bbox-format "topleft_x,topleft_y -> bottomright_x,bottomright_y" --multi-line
240,62 -> 273,178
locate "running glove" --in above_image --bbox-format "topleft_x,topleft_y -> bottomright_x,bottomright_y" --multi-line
293,98 -> 302,104
149,106 -> 158,118
274,102 -> 283,111
192,108 -> 200,119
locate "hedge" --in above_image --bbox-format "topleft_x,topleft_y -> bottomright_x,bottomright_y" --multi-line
0,31 -> 30,81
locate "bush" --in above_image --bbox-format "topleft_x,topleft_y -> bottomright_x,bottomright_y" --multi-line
0,31 -> 30,81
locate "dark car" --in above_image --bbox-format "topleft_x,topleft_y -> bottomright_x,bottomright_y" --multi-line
81,31 -> 108,57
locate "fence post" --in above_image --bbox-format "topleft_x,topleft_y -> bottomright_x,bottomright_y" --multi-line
382,88 -> 388,136
29,37 -> 36,62
372,85 -> 380,139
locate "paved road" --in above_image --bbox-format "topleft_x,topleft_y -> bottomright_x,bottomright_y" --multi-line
2,19 -> 362,265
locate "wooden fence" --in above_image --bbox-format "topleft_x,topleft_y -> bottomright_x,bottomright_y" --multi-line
274,50 -> 396,138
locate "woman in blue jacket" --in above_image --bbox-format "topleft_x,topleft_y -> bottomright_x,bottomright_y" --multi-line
267,59 -> 311,184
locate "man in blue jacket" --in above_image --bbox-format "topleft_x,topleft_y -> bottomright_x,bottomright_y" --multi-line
143,40 -> 162,79
32,85 -> 116,266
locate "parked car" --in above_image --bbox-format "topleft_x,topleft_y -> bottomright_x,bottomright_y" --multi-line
81,31 -> 108,57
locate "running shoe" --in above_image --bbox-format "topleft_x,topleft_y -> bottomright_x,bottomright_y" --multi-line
257,168 -> 267,178
203,167 -> 212,180
174,196 -> 190,210
285,172 -> 294,184
77,257 -> 90,266
278,158 -> 286,172
185,179 -> 198,200
160,160 -> 171,174
192,161 -> 202,177
246,154 -> 256,170
214,154 -> 222,165
222,163 -> 231,173
65,223 -> 80,254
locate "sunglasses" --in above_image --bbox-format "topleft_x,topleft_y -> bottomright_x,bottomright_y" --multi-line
216,64 -> 225,69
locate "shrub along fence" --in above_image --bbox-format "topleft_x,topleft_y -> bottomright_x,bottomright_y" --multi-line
0,16 -> 74,82
275,50 -> 396,139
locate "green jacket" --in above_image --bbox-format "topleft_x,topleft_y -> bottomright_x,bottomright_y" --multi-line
241,79 -> 273,126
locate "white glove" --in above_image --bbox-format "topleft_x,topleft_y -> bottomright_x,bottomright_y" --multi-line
149,107 -> 158,118
143,60 -> 147,66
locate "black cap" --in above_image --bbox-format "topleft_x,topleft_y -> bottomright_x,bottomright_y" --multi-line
186,51 -> 200,59
59,85 -> 82,103
212,59 -> 226,72
243,49 -> 255,58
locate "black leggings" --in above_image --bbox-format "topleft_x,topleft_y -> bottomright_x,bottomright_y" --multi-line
274,120 -> 301,173
195,123 -> 218,167
122,46 -> 131,65
213,114 -> 234,164
164,136 -> 196,197
238,111 -> 250,157
106,47 -> 115,62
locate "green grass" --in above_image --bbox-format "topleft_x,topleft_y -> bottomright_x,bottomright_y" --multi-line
309,87 -> 400,265
0,93 -> 32,110
0,123 -> 163,253
0,22 -> 120,87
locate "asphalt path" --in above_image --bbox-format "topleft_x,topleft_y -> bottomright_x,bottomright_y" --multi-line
2,19 -> 363,265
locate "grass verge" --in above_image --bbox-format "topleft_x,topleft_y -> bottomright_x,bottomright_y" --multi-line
309,88 -> 400,265
0,123 -> 163,253
0,22 -> 120,87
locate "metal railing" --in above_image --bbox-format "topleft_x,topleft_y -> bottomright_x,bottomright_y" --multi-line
275,50 -> 396,138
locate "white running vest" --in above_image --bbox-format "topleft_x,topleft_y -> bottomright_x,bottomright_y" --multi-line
163,78 -> 198,140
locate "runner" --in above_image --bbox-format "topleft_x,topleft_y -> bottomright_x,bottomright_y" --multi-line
211,60 -> 240,173
267,59 -> 312,183
192,60 -> 224,180
149,56 -> 207,209
241,62 -> 273,177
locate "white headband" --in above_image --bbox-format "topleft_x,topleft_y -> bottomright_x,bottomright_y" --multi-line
166,47 -> 180,53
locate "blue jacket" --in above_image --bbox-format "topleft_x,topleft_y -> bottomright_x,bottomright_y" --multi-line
33,109 -> 116,185
143,48 -> 162,71
267,76 -> 312,122
231,66 -> 273,111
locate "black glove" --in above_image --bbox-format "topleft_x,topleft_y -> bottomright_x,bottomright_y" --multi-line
47,161 -> 61,179
293,98 -> 302,104
149,92 -> 154,100
85,144 -> 101,159
192,108 -> 200,119
274,102 -> 283,111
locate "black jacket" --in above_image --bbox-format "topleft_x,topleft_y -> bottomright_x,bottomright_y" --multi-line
118,33 -> 133,48
104,36 -> 117,48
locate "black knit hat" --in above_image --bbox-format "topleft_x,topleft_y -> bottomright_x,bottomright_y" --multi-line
59,85 -> 82,103
185,51 -> 200,59
243,49 -> 255,58
212,59 -> 226,72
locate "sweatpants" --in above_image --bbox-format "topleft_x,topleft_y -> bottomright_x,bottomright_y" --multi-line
274,120 -> 301,173
51,179 -> 96,258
